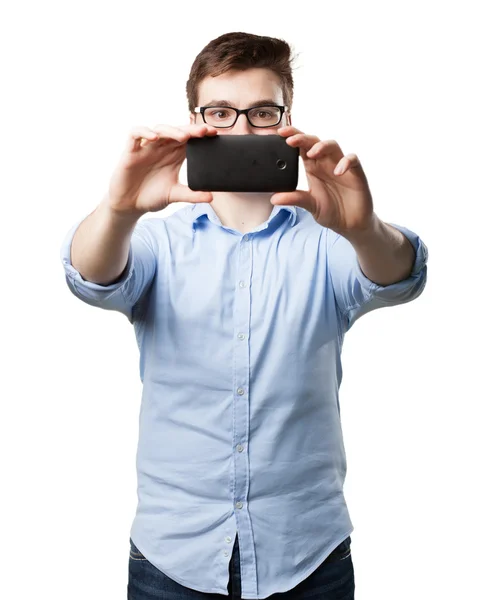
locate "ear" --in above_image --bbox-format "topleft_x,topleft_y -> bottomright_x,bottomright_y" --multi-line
287,112 -> 292,126
189,113 -> 195,125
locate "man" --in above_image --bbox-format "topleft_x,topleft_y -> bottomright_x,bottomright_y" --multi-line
60,32 -> 428,600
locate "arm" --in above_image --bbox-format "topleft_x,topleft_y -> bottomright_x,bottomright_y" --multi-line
326,221 -> 428,331
60,197 -> 158,323
270,127 -> 428,328
71,195 -> 143,286
341,213 -> 416,287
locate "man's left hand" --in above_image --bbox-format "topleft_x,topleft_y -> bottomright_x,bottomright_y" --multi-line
272,126 -> 375,235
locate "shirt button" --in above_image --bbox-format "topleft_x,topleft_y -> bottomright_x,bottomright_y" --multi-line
244,235 -> 249,241
237,333 -> 245,340
237,444 -> 244,452
239,281 -> 246,288
225,536 -> 232,543
237,388 -> 245,395
224,550 -> 229,557
236,501 -> 243,509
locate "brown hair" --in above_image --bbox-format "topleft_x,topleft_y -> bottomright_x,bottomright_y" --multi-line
186,32 -> 298,114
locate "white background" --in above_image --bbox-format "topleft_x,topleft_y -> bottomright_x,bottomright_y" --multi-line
1,1 -> 478,598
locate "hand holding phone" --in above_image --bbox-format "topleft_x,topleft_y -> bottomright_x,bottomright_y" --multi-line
106,124 -> 218,217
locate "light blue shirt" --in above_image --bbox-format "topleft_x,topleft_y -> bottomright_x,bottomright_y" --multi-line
60,202 -> 428,599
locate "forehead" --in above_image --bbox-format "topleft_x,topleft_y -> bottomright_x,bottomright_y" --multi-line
197,68 -> 283,105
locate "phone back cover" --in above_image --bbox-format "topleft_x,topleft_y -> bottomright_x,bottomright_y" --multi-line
186,134 -> 299,192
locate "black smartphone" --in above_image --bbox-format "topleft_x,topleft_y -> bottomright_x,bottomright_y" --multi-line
186,134 -> 299,193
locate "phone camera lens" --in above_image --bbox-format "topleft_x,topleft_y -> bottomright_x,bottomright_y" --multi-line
276,159 -> 287,170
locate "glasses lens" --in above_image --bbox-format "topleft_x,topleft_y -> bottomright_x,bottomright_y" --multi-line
248,106 -> 281,127
203,107 -> 237,127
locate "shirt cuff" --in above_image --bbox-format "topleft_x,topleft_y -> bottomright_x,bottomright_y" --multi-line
60,218 -> 134,292
353,222 -> 429,293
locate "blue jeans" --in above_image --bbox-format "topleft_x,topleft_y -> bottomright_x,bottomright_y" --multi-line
128,534 -> 355,599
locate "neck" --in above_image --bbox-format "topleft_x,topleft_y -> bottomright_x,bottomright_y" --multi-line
209,192 -> 275,233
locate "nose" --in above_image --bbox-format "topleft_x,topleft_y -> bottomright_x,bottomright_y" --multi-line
233,113 -> 254,135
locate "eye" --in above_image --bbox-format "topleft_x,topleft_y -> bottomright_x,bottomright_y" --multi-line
252,110 -> 273,119
247,106 -> 282,127
205,107 -> 234,120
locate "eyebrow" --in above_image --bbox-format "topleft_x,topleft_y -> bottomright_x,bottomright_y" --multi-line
202,98 -> 280,108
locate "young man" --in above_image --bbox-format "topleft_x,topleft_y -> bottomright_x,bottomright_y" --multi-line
60,32 -> 428,600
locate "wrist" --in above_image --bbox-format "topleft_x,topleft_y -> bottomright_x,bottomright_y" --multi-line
338,213 -> 380,245
98,197 -> 145,230
100,195 -> 146,223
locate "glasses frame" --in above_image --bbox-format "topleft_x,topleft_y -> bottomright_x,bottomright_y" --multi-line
194,105 -> 288,128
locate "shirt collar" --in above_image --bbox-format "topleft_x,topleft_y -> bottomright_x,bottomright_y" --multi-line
189,202 -> 298,230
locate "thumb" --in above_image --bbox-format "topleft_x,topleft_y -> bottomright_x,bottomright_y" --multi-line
270,190 -> 315,211
169,183 -> 213,204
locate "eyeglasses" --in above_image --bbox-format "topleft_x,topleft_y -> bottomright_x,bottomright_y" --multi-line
194,105 -> 288,128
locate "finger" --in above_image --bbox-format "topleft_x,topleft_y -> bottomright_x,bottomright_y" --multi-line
168,182 -> 213,205
150,124 -> 193,142
126,126 -> 162,153
128,124 -> 218,154
306,140 -> 342,159
277,125 -> 305,137
177,123 -> 219,137
127,125 -> 188,153
284,133 -> 321,152
270,190 -> 315,212
334,153 -> 361,176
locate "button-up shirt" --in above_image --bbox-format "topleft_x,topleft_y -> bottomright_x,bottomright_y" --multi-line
60,202 -> 428,599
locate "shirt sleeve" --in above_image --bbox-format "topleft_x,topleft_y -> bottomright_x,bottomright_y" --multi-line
326,223 -> 428,331
59,216 -> 158,324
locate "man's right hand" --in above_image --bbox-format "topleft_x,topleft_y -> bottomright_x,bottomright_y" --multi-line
106,123 -> 218,217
